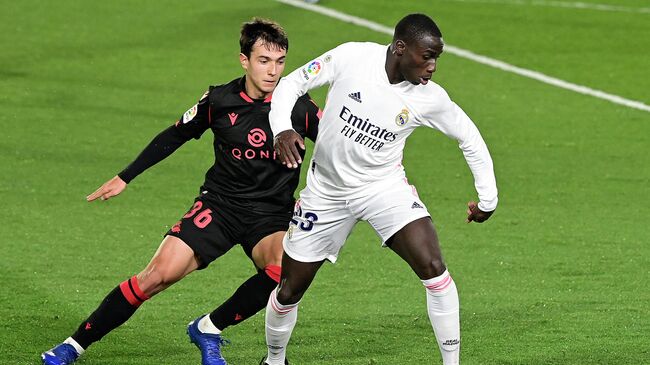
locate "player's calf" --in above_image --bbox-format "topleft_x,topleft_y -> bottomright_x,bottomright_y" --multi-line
422,270 -> 460,365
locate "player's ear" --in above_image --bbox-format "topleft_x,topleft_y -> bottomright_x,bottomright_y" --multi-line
239,53 -> 249,70
394,40 -> 406,56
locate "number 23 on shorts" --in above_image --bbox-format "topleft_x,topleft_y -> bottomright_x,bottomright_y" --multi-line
291,203 -> 318,231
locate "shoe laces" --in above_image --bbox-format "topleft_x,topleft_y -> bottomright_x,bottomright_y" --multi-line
205,336 -> 230,357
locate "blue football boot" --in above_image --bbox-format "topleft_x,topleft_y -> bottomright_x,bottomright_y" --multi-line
187,316 -> 229,365
41,343 -> 80,365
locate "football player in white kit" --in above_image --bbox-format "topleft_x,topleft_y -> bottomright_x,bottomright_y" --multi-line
261,14 -> 498,365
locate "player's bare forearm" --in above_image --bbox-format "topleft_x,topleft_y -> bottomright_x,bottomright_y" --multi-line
87,175 -> 127,202
274,130 -> 305,169
466,201 -> 494,223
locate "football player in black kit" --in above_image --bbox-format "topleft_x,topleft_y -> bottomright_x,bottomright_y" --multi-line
41,18 -> 318,365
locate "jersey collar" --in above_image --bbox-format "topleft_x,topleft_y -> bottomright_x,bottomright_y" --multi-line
236,76 -> 273,104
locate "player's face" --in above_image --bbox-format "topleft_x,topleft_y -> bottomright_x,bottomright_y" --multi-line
240,39 -> 287,98
399,34 -> 444,86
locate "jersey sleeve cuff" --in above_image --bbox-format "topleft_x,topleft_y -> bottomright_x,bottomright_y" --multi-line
478,199 -> 497,213
117,170 -> 134,184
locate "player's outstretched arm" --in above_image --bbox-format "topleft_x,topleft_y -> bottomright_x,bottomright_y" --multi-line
466,201 -> 494,223
274,130 -> 305,169
87,175 -> 127,202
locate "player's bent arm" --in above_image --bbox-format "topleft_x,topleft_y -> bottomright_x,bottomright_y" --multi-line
270,43 -> 346,137
424,98 -> 498,212
454,108 -> 498,213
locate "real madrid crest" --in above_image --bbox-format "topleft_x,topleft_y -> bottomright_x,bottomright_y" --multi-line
395,108 -> 409,126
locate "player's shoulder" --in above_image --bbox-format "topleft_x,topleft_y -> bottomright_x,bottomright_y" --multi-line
205,77 -> 245,108
423,81 -> 450,98
418,81 -> 455,113
207,77 -> 240,98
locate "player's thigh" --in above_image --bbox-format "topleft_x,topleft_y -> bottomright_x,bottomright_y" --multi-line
276,252 -> 325,305
251,231 -> 285,268
245,206 -> 294,268
283,189 -> 356,264
387,217 -> 446,279
137,235 -> 200,294
359,180 -> 444,278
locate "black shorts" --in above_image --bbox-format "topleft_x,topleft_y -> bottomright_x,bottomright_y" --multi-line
165,190 -> 293,269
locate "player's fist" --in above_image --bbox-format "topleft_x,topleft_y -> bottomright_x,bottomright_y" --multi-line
87,175 -> 127,202
466,201 -> 493,223
273,129 -> 305,169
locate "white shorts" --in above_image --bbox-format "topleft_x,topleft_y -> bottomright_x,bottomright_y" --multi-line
283,178 -> 431,263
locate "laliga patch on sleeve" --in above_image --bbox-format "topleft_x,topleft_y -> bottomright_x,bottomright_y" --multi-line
301,59 -> 323,81
182,104 -> 198,124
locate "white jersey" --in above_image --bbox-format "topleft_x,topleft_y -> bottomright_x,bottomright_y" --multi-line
270,42 -> 498,212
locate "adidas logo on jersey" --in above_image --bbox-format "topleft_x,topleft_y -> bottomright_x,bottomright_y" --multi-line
348,91 -> 362,103
411,202 -> 424,209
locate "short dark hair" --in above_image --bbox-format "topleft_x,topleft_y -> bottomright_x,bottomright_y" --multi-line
393,14 -> 442,43
240,18 -> 289,57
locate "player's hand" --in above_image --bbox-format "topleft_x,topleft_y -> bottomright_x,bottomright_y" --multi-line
274,129 -> 305,169
466,201 -> 493,223
87,175 -> 127,202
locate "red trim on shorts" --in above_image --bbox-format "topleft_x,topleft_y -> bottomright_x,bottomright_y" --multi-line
305,112 -> 309,132
264,265 -> 282,283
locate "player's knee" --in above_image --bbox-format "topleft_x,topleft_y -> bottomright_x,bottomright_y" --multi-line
138,267 -> 181,295
276,284 -> 304,305
414,257 -> 446,279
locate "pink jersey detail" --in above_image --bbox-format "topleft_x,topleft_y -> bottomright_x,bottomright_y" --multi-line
239,91 -> 254,103
264,94 -> 273,103
228,112 -> 238,125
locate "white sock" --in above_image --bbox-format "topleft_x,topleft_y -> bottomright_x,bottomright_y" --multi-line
64,337 -> 85,355
265,288 -> 299,365
422,270 -> 460,365
198,314 -> 222,335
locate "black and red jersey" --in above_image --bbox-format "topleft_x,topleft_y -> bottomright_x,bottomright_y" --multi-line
118,76 -> 320,209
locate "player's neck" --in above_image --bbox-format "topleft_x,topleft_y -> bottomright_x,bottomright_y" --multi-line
384,47 -> 405,84
244,78 -> 271,100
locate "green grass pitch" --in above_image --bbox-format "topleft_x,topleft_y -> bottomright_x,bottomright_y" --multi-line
1,0 -> 649,364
